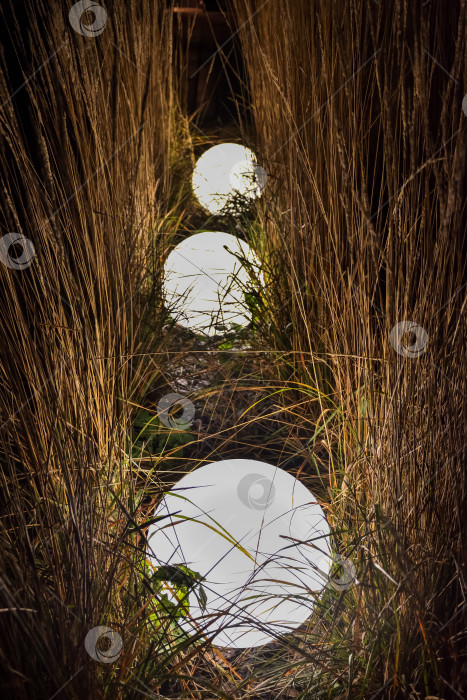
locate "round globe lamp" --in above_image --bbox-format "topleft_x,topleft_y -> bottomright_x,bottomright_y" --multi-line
163,231 -> 261,336
147,459 -> 333,649
192,143 -> 267,215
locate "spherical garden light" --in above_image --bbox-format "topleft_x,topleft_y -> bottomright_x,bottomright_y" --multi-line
192,143 -> 267,215
147,459 -> 333,649
163,231 -> 262,336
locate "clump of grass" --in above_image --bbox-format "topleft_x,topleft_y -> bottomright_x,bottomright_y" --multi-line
226,0 -> 467,696
0,1 -> 209,697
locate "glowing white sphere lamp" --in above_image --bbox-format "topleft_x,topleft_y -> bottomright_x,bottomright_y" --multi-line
192,143 -> 267,215
163,231 -> 261,336
147,459 -> 333,649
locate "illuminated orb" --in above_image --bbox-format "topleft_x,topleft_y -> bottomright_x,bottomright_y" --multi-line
163,231 -> 261,336
147,459 -> 332,649
192,143 -> 267,215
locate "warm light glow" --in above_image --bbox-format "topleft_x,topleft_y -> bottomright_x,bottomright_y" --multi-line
163,231 -> 261,336
147,459 -> 332,649
192,143 -> 267,215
